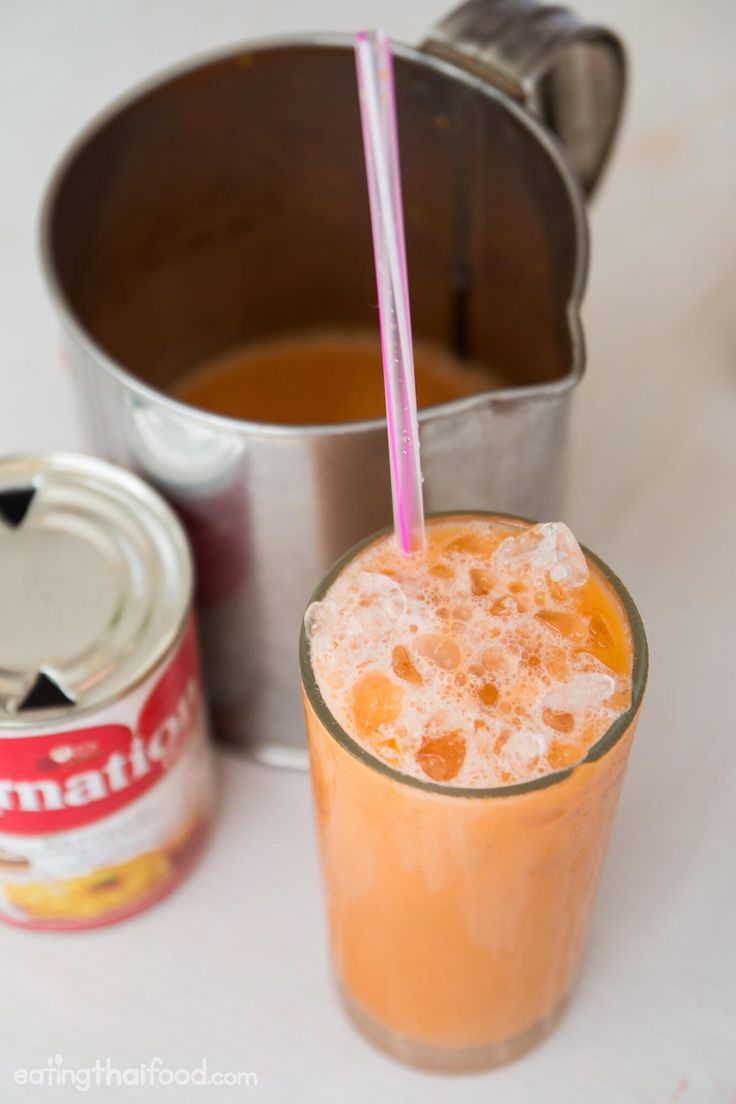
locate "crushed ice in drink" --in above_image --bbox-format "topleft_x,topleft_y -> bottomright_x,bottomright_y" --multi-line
353,571 -> 407,639
304,600 -> 338,641
542,707 -> 575,734
392,645 -> 423,685
493,522 -> 589,589
351,671 -> 404,736
498,729 -> 547,775
307,518 -> 632,787
416,731 -> 466,782
543,673 -> 616,715
415,633 -> 462,670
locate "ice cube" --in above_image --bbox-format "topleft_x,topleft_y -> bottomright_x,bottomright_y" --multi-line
304,600 -> 338,642
416,731 -> 467,782
492,522 -> 589,588
345,614 -> 365,638
499,728 -> 548,774
543,673 -> 616,715
354,572 -> 407,639
469,568 -> 496,595
542,707 -> 575,734
351,672 -> 404,736
391,645 -> 423,685
415,633 -> 462,670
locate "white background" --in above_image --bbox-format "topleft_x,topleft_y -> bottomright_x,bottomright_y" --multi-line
1,1 -> 735,1101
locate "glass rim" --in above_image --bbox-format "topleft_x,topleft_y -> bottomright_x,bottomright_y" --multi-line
300,511 -> 649,800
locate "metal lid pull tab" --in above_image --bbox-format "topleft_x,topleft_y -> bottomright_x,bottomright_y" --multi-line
0,487 -> 37,528
422,0 -> 626,197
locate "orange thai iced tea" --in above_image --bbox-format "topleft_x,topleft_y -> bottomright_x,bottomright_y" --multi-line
171,331 -> 499,424
301,513 -> 647,1072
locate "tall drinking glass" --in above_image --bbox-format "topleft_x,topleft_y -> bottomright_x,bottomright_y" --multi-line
300,512 -> 647,1073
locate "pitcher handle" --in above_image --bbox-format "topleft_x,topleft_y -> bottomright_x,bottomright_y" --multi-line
421,0 -> 626,197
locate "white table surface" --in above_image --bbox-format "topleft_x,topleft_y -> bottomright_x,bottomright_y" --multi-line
1,1 -> 735,1101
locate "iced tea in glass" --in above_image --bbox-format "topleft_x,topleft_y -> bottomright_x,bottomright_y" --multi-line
301,513 -> 647,1072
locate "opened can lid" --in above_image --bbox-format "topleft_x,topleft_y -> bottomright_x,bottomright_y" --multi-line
0,453 -> 192,729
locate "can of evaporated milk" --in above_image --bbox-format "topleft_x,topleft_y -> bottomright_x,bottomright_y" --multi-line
0,453 -> 214,930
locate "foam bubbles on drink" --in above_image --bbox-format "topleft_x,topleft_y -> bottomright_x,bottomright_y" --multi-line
308,519 -> 632,787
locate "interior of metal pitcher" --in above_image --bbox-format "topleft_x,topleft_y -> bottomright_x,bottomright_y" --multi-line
44,39 -> 585,410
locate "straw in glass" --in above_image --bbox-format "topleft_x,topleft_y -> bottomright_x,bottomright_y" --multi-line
355,29 -> 425,553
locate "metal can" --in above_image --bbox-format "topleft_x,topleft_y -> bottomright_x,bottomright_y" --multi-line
0,453 -> 213,930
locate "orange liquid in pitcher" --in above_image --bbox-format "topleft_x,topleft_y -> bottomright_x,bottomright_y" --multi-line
172,331 -> 499,424
303,515 -> 641,1065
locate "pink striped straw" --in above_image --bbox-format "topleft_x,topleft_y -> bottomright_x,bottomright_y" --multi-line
355,29 -> 425,554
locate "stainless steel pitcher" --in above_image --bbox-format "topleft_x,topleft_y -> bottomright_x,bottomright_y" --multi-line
40,0 -> 626,767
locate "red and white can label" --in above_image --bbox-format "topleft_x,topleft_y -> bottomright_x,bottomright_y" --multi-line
0,618 -> 213,930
